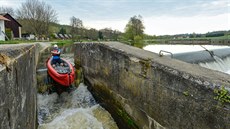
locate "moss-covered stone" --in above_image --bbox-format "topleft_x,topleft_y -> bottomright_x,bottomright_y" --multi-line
85,79 -> 139,129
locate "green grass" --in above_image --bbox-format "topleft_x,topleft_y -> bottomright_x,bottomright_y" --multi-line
185,35 -> 230,40
51,40 -> 75,46
0,40 -> 36,44
0,39 -> 75,45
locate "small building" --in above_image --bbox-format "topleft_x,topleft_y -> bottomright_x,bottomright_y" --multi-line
0,15 -> 10,41
1,13 -> 22,39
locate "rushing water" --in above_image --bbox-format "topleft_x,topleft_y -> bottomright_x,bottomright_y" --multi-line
37,44 -> 118,129
37,84 -> 118,129
199,56 -> 230,74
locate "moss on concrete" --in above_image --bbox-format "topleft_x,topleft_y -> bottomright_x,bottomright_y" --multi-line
74,57 -> 81,69
85,79 -> 139,129
139,59 -> 151,78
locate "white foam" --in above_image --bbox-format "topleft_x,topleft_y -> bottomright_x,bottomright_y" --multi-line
38,106 -> 104,129
199,56 -> 230,74
37,83 -> 118,129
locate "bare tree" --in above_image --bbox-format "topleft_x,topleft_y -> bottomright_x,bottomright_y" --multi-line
87,28 -> 98,40
17,0 -> 57,37
99,28 -> 121,41
70,16 -> 83,41
0,6 -> 14,16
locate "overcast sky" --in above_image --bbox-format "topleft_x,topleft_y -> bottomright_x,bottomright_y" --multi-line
0,0 -> 229,35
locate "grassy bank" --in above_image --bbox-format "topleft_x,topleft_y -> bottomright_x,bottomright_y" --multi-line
0,40 -> 36,44
0,39 -> 75,45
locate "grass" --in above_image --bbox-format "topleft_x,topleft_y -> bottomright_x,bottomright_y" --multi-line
0,40 -> 36,44
177,35 -> 230,40
51,39 -> 74,46
0,39 -> 75,45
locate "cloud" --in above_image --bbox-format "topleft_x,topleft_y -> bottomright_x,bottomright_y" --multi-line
0,0 -> 25,8
84,19 -> 127,31
1,0 -> 229,35
0,0 -> 15,7
144,13 -> 230,35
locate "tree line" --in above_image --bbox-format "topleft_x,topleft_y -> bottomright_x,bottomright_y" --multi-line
0,0 -> 145,47
156,30 -> 230,39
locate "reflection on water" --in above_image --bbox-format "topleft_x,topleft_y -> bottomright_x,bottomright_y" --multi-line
38,83 -> 118,129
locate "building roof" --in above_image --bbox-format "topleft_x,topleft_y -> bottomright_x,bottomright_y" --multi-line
0,13 -> 21,27
0,15 -> 10,21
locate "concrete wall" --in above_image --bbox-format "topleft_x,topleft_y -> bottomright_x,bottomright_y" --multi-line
74,42 -> 230,129
0,44 -> 37,129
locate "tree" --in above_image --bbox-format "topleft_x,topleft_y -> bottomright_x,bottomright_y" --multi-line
124,15 -> 145,47
87,28 -> 98,40
99,28 -> 122,41
70,16 -> 83,41
17,0 -> 57,37
98,31 -> 103,40
59,27 -> 66,35
0,6 -> 14,16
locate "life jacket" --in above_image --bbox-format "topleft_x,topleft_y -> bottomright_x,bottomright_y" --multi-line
52,49 -> 60,56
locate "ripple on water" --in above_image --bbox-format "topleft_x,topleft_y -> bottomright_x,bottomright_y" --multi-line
38,83 -> 118,129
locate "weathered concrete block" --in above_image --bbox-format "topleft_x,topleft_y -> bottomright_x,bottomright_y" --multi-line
0,44 -> 37,129
75,42 -> 230,129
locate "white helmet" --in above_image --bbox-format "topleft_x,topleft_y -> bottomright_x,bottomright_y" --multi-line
54,44 -> 58,48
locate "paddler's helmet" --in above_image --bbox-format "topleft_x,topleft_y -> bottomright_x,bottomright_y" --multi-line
54,44 -> 58,48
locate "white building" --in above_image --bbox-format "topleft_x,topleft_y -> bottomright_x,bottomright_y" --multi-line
0,15 -> 10,41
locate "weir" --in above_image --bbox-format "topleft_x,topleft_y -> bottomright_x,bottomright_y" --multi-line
75,42 -> 230,129
173,48 -> 230,64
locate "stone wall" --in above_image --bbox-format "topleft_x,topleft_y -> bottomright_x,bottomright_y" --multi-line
146,39 -> 230,45
168,39 -> 210,44
74,42 -> 230,129
0,44 -> 37,129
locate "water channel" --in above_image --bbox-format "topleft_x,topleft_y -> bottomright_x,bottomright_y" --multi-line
36,44 -> 118,129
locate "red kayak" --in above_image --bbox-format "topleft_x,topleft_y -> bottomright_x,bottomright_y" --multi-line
47,57 -> 75,86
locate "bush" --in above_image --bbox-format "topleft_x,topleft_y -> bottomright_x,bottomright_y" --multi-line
50,33 -> 56,39
133,35 -> 144,48
5,28 -> 12,40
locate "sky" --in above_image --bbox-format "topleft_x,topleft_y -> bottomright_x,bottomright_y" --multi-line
0,0 -> 229,35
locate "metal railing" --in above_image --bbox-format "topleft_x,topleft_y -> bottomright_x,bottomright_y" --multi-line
200,45 -> 214,57
159,50 -> 173,58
